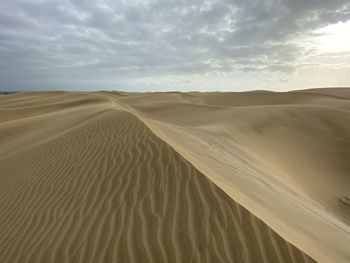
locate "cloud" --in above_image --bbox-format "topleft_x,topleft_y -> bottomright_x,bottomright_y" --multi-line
0,0 -> 349,90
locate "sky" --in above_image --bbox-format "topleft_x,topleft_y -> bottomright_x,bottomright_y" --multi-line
0,0 -> 350,92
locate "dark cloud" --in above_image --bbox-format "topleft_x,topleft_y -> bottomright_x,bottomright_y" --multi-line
0,0 -> 349,90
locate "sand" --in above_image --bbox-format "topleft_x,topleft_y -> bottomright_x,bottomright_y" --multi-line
0,89 -> 349,262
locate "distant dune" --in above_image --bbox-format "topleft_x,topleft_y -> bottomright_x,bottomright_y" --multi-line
0,89 -> 349,262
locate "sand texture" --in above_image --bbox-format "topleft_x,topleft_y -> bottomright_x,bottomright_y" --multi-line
0,89 -> 349,262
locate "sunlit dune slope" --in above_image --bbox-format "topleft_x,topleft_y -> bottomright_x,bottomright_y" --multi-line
117,90 -> 350,222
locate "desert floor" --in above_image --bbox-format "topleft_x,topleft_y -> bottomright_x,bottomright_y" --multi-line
0,88 -> 349,262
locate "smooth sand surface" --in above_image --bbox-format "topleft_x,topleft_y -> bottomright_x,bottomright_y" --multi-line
0,89 -> 349,262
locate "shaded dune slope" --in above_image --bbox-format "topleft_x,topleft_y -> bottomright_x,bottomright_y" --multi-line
0,94 -> 315,262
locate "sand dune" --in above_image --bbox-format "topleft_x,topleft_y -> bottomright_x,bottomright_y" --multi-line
0,89 -> 349,262
113,89 -> 350,262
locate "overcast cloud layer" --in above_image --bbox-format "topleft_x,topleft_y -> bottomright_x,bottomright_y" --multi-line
0,0 -> 350,91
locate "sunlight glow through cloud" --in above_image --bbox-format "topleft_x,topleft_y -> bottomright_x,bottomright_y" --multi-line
316,21 -> 350,53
